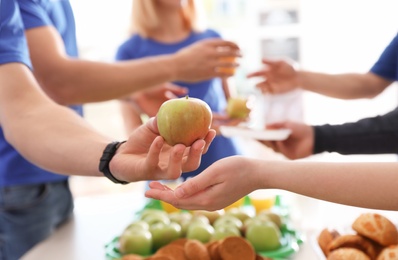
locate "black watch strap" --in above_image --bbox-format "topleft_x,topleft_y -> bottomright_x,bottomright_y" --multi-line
99,141 -> 128,184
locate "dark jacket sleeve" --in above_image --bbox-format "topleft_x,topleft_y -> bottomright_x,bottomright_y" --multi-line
313,107 -> 398,155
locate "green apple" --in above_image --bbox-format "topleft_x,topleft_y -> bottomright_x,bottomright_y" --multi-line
150,222 -> 182,251
119,229 -> 152,256
140,209 -> 168,221
211,225 -> 241,241
140,211 -> 170,226
213,215 -> 243,231
258,210 -> 283,228
186,222 -> 215,243
245,221 -> 281,251
242,215 -> 270,235
169,211 -> 193,237
225,208 -> 251,223
226,97 -> 251,119
157,96 -> 212,146
190,214 -> 210,226
125,220 -> 150,232
192,210 -> 223,225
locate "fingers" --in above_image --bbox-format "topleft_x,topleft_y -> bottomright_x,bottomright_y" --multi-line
266,122 -> 288,130
202,129 -> 216,154
164,144 -> 186,179
247,70 -> 267,78
180,140 -> 205,172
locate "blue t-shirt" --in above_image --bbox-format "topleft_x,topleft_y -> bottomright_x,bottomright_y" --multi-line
116,30 -> 243,179
0,0 -> 31,68
370,33 -> 398,81
0,0 -> 82,186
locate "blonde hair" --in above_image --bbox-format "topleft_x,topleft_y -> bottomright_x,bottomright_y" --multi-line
130,0 -> 202,37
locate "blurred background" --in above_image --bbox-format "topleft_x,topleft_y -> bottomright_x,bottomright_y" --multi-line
68,0 -> 398,196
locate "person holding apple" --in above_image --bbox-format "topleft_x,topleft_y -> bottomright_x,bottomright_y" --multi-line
0,0 -> 226,258
115,0 -> 246,181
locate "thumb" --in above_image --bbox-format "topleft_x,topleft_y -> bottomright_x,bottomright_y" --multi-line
266,122 -> 287,130
174,174 -> 211,199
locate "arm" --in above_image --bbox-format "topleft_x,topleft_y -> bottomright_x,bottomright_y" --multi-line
262,107 -> 398,159
247,58 -> 392,99
0,63 -> 216,181
25,27 -> 239,105
145,156 -> 398,211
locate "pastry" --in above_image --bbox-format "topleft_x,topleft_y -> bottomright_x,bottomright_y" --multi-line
352,213 -> 398,246
327,234 -> 377,259
327,248 -> 371,260
155,243 -> 186,260
218,236 -> 256,260
184,239 -> 211,260
377,245 -> 398,260
318,228 -> 341,256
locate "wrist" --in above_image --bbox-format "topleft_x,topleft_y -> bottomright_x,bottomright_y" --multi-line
99,141 -> 128,184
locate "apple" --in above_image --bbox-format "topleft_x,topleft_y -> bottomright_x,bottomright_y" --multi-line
186,222 -> 215,243
242,215 -> 271,235
258,210 -> 283,228
225,208 -> 251,223
157,96 -> 212,146
125,220 -> 150,232
226,97 -> 251,119
245,220 -> 282,251
213,215 -> 243,231
141,212 -> 170,226
169,211 -> 193,237
150,222 -> 182,251
192,210 -> 223,225
211,225 -> 241,241
190,215 -> 210,226
119,228 -> 152,256
139,209 -> 168,221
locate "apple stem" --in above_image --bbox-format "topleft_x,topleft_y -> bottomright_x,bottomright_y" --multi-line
185,95 -> 189,99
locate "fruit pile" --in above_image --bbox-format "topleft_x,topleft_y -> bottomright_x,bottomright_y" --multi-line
317,212 -> 398,260
117,207 -> 284,259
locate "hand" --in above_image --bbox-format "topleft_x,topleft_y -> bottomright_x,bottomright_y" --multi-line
123,83 -> 188,117
260,121 -> 314,159
247,58 -> 299,94
109,117 -> 216,182
174,39 -> 241,81
145,156 -> 257,211
211,112 -> 247,135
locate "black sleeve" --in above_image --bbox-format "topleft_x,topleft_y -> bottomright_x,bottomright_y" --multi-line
313,107 -> 398,155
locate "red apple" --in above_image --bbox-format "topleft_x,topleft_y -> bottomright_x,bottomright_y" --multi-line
157,96 -> 212,146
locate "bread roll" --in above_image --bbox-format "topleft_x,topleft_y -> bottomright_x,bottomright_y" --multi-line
352,213 -> 398,246
327,248 -> 371,260
377,245 -> 398,260
318,228 -> 341,256
327,234 -> 377,259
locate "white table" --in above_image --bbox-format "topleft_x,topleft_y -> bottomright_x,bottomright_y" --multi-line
21,191 -> 398,260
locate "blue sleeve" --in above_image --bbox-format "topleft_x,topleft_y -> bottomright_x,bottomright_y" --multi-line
115,41 -> 133,61
115,36 -> 140,61
370,33 -> 398,81
17,0 -> 52,29
0,0 -> 31,68
205,29 -> 222,39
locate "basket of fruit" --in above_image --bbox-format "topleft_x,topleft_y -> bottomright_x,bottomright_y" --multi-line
105,195 -> 303,260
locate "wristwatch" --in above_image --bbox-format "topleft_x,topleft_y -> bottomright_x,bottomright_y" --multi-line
99,141 -> 128,184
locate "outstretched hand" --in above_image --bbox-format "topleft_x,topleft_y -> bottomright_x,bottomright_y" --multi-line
247,58 -> 299,94
109,117 -> 216,183
260,121 -> 314,159
145,156 -> 258,211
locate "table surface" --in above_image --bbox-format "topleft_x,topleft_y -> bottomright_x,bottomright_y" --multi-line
20,190 -> 398,260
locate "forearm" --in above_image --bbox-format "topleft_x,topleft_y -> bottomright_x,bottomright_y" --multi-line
0,64 -> 111,176
314,107 -> 398,155
297,71 -> 389,99
251,159 -> 398,210
38,56 -> 177,105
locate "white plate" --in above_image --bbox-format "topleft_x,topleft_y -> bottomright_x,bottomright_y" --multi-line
219,126 -> 291,141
